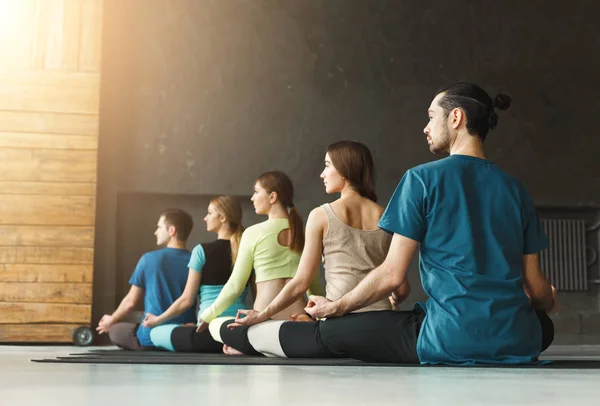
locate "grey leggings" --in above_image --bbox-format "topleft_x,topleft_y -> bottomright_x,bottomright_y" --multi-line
108,322 -> 153,350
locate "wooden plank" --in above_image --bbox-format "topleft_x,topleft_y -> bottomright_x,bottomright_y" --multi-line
0,264 -> 93,283
0,181 -> 95,196
0,247 -> 94,264
0,225 -> 94,247
0,0 -> 37,69
0,148 -> 97,182
0,282 -> 92,304
0,324 -> 81,343
0,131 -> 97,150
79,0 -> 104,72
0,111 -> 98,135
1,71 -> 100,89
0,82 -> 100,114
0,302 -> 90,324
0,70 -> 100,115
61,0 -> 83,71
0,194 -> 95,225
32,0 -> 66,69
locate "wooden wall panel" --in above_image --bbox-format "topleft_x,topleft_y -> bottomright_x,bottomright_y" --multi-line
0,225 -> 94,247
0,324 -> 80,342
0,181 -> 96,196
0,195 -> 95,225
61,0 -> 83,71
0,111 -> 98,135
0,148 -> 97,182
0,302 -> 91,323
0,247 -> 93,264
0,0 -> 103,343
0,82 -> 100,114
0,282 -> 92,304
79,0 -> 104,72
0,264 -> 93,283
0,0 -> 37,70
0,132 -> 97,150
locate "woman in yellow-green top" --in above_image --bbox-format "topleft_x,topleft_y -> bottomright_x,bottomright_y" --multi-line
197,170 -> 322,355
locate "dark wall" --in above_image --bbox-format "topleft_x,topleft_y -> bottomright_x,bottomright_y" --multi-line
94,0 -> 600,342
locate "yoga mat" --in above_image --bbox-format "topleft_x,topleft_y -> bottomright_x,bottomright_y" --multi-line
31,351 -> 600,368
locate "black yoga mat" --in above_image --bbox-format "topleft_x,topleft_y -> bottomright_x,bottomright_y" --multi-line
31,350 -> 600,368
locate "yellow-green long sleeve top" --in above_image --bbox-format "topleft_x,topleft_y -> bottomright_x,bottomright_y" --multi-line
200,218 -> 301,323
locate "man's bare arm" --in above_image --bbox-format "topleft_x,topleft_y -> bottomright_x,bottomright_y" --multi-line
522,253 -> 555,312
306,234 -> 418,318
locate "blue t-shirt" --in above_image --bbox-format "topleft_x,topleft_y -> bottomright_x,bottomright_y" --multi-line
188,244 -> 248,319
379,155 -> 548,365
129,247 -> 196,346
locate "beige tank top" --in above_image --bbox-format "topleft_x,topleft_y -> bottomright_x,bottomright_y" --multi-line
321,203 -> 393,313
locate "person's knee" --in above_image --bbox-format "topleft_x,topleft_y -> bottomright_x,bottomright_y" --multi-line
150,325 -> 177,352
108,328 -> 121,345
247,321 -> 286,357
107,322 -> 140,350
209,317 -> 234,343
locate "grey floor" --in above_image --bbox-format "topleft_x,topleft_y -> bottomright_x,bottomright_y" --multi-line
2,345 -> 600,406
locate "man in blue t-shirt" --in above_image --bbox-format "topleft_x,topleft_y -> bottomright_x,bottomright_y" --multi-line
306,83 -> 557,365
96,209 -> 196,350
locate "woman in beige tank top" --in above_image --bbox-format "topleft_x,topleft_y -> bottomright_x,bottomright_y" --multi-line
222,140 -> 410,357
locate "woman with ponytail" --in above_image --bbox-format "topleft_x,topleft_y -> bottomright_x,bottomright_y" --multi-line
222,141 -> 410,358
142,196 -> 251,352
200,171 -> 320,355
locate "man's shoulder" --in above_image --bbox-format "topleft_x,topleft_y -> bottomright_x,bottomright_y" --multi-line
144,247 -> 190,260
410,157 -> 454,174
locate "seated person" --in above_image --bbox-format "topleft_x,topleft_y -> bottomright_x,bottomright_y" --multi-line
96,208 -> 195,350
227,141 -> 409,358
142,196 -> 252,352
199,171 -> 322,355
306,83 -> 557,365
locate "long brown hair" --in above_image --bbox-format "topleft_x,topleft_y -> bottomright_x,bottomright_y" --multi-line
256,171 -> 304,253
327,140 -> 377,202
210,196 -> 244,264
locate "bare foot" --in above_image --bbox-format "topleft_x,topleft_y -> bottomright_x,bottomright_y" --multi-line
223,344 -> 244,356
289,314 -> 313,322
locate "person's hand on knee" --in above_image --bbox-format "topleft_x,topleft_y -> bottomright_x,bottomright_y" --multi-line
96,314 -> 114,334
197,319 -> 209,333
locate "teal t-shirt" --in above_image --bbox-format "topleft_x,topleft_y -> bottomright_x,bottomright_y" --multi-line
379,155 -> 548,365
129,248 -> 196,347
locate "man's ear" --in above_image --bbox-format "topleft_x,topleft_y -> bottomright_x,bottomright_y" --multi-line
451,108 -> 464,129
168,225 -> 177,237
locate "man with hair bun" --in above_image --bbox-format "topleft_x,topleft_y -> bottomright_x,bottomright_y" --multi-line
307,83 -> 557,365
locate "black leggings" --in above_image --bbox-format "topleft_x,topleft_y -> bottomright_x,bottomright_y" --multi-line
221,319 -> 341,358
219,320 -> 262,356
318,309 -> 554,364
319,310 -> 424,364
538,310 -> 554,353
170,326 -> 223,353
278,321 -> 343,358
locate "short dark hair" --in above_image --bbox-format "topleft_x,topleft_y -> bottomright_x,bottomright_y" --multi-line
160,208 -> 193,241
436,82 -> 512,141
